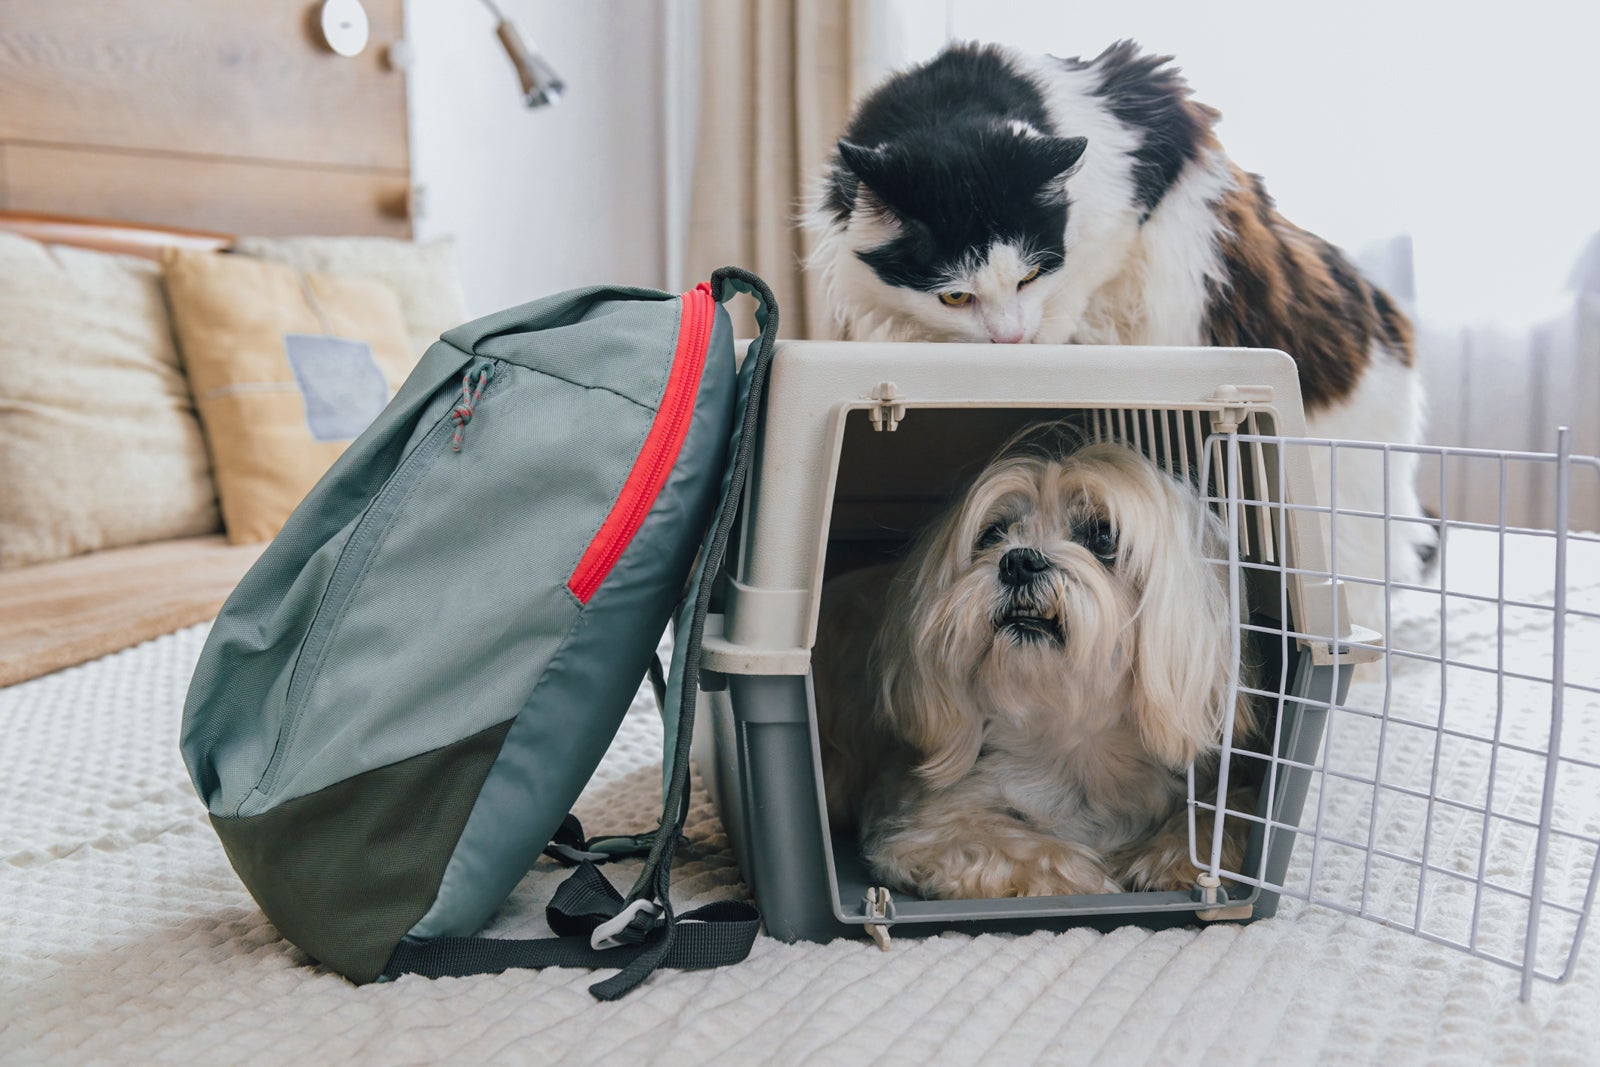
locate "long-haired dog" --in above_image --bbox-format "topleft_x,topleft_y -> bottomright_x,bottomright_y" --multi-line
814,437 -> 1256,898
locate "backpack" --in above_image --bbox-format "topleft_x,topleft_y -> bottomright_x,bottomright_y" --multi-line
180,267 -> 778,1000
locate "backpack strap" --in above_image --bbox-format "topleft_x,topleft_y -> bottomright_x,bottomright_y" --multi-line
381,860 -> 760,980
380,270 -> 779,1000
587,266 -> 781,999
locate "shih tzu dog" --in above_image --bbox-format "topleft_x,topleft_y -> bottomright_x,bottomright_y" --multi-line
814,437 -> 1257,899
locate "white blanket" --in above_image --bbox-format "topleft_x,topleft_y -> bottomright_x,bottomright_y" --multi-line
4,529 -> 1599,1065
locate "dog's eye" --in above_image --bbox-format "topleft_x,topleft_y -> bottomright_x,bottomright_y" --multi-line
975,521 -> 1008,551
1080,521 -> 1118,565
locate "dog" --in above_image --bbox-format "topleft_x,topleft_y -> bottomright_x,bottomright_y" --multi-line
813,436 -> 1257,898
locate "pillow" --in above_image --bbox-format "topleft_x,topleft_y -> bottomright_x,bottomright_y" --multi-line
162,248 -> 418,544
231,235 -> 469,361
0,233 -> 220,571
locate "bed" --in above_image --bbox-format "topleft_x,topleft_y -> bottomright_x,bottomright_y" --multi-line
5,5 -> 1598,1057
4,525 -> 1598,1065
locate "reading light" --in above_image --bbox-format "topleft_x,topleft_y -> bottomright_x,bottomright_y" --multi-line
478,0 -> 565,108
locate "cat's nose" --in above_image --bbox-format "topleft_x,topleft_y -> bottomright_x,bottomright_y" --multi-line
989,329 -> 1025,344
999,548 -> 1050,586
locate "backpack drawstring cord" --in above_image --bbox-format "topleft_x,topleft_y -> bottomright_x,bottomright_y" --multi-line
451,366 -> 492,452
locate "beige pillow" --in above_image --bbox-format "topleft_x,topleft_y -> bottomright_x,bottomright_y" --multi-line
231,235 -> 469,361
0,234 -> 219,570
162,249 -> 418,545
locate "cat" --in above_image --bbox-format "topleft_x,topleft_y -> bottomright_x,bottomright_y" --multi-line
805,40 -> 1430,632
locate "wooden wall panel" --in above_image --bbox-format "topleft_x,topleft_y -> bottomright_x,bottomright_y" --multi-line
0,0 -> 410,236
3,145 -> 411,238
0,0 -> 407,169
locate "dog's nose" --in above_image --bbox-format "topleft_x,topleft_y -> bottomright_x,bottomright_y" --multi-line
999,548 -> 1050,586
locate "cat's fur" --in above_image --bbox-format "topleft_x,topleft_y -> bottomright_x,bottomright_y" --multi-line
806,41 -> 1429,623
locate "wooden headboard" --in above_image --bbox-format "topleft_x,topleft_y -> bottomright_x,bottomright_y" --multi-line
0,1 -> 410,238
0,211 -> 232,260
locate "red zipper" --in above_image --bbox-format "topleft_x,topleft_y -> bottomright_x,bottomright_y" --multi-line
568,282 -> 715,603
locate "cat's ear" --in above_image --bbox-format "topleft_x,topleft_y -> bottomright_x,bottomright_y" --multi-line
1039,136 -> 1089,179
836,139 -> 890,187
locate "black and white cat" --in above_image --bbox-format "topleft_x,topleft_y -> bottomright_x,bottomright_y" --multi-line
806,41 -> 1428,624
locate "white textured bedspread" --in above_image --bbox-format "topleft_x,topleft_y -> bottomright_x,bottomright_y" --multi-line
4,530 -> 1600,1065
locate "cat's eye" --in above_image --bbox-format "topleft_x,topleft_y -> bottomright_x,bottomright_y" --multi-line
975,520 -> 1009,552
1018,266 -> 1042,287
939,291 -> 973,307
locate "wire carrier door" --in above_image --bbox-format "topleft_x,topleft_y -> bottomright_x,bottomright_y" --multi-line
1191,428 -> 1600,1001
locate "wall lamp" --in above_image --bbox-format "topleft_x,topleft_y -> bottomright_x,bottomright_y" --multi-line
479,0 -> 565,108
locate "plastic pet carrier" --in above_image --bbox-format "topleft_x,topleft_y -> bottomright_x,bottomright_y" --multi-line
689,340 -> 1600,1000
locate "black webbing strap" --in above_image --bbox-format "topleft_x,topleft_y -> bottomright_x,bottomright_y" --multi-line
647,651 -> 668,720
541,814 -> 611,865
380,271 -> 779,1001
381,861 -> 759,982
542,813 -> 678,867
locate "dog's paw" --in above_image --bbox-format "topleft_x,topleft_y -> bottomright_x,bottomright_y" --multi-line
1117,841 -> 1206,893
1115,793 -> 1251,892
872,827 -> 1120,899
977,840 -> 1124,898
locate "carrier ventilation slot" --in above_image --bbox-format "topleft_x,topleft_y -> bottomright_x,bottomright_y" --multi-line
1084,406 -> 1280,568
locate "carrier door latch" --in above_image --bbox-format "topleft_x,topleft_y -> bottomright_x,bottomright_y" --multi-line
868,382 -> 906,433
862,886 -> 895,950
1207,385 -> 1275,435
1194,873 -> 1253,922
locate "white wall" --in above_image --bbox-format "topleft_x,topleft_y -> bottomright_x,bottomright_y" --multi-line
940,0 -> 1600,327
406,0 -> 665,316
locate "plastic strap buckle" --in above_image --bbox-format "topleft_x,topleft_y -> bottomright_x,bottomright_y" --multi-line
589,898 -> 663,951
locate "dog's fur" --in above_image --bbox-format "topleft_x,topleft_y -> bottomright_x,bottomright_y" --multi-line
814,439 -> 1255,898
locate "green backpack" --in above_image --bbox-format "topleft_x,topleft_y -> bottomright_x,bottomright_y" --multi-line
180,267 -> 776,999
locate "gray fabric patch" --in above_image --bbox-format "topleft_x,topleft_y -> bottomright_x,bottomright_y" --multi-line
210,719 -> 512,984
284,333 -> 391,441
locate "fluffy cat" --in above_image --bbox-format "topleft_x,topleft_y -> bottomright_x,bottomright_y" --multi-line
806,41 -> 1429,626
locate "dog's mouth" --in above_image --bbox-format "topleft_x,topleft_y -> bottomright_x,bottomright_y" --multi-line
995,607 -> 1065,645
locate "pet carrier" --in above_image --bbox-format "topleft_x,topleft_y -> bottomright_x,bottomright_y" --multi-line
692,343 -> 1363,934
688,340 -> 1600,1000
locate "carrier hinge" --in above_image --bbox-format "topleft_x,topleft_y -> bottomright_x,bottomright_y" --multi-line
1193,873 -> 1253,921
1207,385 -> 1275,435
869,382 -> 906,433
862,886 -> 895,950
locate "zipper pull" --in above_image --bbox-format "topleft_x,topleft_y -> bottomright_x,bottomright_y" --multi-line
451,363 -> 493,452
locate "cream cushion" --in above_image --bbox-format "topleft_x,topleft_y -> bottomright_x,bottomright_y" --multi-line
162,249 -> 418,545
232,235 -> 469,361
0,233 -> 219,570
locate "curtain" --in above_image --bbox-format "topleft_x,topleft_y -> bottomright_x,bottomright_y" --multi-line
681,0 -> 850,339
680,0 -> 941,338
1416,234 -> 1600,532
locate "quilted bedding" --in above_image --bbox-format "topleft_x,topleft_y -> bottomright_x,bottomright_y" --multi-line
4,528 -> 1599,1066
